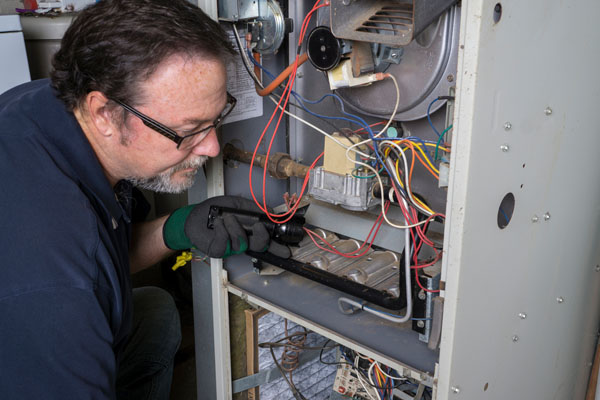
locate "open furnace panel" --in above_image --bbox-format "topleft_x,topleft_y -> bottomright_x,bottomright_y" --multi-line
196,0 -> 600,399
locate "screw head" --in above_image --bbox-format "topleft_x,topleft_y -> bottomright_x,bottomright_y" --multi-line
500,144 -> 510,152
557,296 -> 564,303
296,72 -> 304,78
418,290 -> 427,300
504,122 -> 512,130
447,74 -> 454,82
391,52 -> 399,59
544,212 -> 551,221
417,320 -> 425,328
263,280 -> 269,286
531,215 -> 539,223
451,386 -> 460,394
518,312 -> 527,319
512,335 -> 519,342
251,258 -> 258,263
545,107 -> 553,115
595,265 -> 600,272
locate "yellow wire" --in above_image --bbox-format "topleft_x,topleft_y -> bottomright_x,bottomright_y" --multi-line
398,140 -> 439,175
393,159 -> 435,215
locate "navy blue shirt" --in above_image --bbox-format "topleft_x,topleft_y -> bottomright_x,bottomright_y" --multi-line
0,80 -> 133,399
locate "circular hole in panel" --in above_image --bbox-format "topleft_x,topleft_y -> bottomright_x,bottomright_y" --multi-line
522,163 -> 526,168
493,3 -> 502,24
520,184 -> 524,189
497,192 -> 515,229
484,382 -> 489,391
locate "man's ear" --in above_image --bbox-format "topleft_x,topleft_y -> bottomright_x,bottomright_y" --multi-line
84,91 -> 118,138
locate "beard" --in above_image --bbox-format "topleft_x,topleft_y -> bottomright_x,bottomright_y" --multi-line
126,156 -> 208,194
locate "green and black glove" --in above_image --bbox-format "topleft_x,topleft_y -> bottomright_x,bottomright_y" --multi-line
163,195 -> 291,259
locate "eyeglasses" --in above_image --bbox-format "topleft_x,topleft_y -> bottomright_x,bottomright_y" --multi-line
112,92 -> 237,150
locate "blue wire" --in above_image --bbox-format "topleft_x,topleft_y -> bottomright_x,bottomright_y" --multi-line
363,305 -> 432,321
499,207 -> 510,224
248,51 -> 379,134
427,98 -> 442,137
248,50 -> 403,184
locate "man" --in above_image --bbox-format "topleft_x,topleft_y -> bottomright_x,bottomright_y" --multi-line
0,0 -> 287,398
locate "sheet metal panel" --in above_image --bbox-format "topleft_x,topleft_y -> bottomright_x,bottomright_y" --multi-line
438,1 -> 600,399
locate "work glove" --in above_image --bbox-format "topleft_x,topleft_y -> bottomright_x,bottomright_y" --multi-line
162,195 -> 291,259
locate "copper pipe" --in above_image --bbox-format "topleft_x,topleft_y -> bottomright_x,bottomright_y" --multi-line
223,143 -> 310,179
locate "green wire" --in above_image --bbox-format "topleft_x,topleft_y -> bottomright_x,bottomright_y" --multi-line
351,167 -> 385,179
434,124 -> 453,162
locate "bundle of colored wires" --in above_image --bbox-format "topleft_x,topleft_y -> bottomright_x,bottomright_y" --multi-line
247,0 -> 330,224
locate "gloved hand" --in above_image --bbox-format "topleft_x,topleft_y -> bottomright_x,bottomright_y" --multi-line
162,195 -> 291,259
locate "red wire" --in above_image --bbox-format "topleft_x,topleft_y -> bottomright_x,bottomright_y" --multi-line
248,0 -> 328,224
414,268 -> 440,293
303,202 -> 389,258
353,121 -> 387,134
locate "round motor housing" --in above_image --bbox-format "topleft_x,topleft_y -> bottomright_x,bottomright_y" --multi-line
307,26 -> 342,71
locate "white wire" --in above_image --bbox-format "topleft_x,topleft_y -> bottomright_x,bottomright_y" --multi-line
341,74 -> 430,229
231,24 -> 265,89
343,73 -> 400,164
378,74 -> 400,137
355,356 -> 378,400
233,23 -> 375,161
367,360 -> 377,387
373,361 -> 404,381
381,141 -> 433,216
267,96 -> 373,160
343,154 -> 428,229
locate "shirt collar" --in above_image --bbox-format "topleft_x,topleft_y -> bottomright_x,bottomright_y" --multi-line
37,80 -> 124,222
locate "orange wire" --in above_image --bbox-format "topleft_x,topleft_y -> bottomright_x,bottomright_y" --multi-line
255,53 -> 309,97
412,148 -> 439,179
253,51 -> 262,87
248,0 -> 328,224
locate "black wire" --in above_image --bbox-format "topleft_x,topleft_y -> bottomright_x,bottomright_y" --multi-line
230,21 -> 350,142
229,22 -> 263,89
317,342 -> 411,393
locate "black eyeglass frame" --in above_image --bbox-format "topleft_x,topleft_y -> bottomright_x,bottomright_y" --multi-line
112,92 -> 237,149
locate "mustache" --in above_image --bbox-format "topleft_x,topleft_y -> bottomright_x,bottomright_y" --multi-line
170,156 -> 208,173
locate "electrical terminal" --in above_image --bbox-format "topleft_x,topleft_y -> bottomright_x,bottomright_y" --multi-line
327,59 -> 388,90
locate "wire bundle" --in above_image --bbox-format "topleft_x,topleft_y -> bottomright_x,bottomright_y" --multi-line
231,0 -> 453,324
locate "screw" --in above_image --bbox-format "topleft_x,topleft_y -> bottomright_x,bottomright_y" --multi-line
500,144 -> 510,152
263,280 -> 269,286
447,74 -> 454,82
391,52 -> 399,59
544,212 -> 551,221
504,122 -> 512,130
512,335 -> 519,342
557,296 -> 564,303
595,265 -> 600,272
451,386 -> 460,394
418,291 -> 427,300
251,258 -> 258,263
518,312 -> 527,319
417,320 -> 425,328
545,107 -> 553,116
296,72 -> 304,78
531,215 -> 539,223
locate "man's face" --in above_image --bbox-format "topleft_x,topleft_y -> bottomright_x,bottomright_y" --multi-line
118,54 -> 228,193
